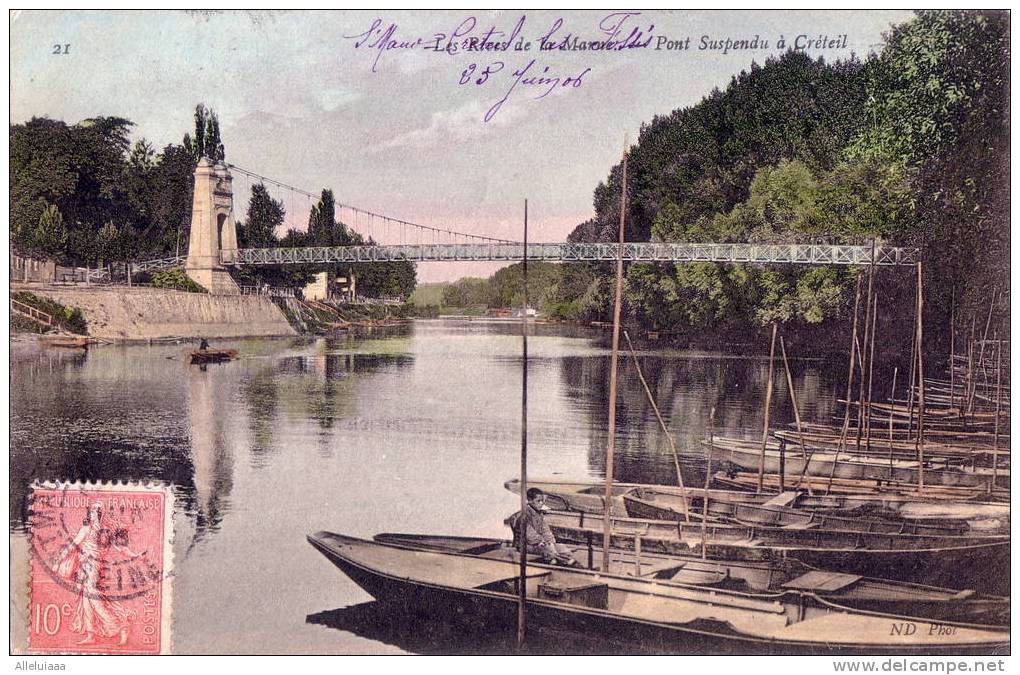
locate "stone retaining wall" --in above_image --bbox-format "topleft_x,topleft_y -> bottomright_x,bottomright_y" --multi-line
19,285 -> 296,339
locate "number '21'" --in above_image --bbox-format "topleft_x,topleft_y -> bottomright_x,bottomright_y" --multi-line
52,43 -> 70,55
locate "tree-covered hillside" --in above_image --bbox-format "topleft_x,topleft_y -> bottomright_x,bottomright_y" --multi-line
563,10 -> 1009,354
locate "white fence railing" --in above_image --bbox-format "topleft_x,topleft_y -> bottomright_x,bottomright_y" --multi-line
239,285 -> 297,298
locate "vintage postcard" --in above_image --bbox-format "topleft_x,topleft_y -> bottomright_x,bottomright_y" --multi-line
8,9 -> 1010,662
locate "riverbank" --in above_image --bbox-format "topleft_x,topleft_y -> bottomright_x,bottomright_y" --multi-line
9,284 -> 295,340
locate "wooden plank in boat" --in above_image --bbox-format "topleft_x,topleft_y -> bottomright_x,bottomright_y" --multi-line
762,492 -> 800,508
353,540 -> 551,588
782,570 -> 862,592
779,522 -> 818,530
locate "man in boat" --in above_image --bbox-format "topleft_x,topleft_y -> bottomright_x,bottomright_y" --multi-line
199,338 -> 210,350
505,488 -> 582,567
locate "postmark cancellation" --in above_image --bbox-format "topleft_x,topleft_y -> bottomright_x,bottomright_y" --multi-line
26,481 -> 173,655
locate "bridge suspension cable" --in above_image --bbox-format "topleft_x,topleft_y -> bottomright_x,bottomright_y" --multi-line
225,163 -> 518,245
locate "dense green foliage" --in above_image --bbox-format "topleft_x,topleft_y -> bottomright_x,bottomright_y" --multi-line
558,11 -> 1008,351
12,291 -> 88,334
151,268 -> 207,293
11,106 -> 416,299
233,187 -> 417,297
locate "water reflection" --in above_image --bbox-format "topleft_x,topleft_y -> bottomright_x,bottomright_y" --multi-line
186,365 -> 234,537
9,324 -> 851,654
558,351 -> 845,488
307,601 -> 644,655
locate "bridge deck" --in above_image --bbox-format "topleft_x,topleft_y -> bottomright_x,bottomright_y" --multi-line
221,242 -> 919,267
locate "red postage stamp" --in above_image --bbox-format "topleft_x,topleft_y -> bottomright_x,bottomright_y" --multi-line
27,482 -> 173,655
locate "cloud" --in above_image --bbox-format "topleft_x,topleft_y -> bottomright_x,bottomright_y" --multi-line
379,97 -> 526,150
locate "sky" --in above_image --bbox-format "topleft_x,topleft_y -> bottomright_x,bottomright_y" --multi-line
10,10 -> 915,282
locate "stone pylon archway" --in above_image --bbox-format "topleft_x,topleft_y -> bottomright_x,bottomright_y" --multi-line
185,158 -> 241,295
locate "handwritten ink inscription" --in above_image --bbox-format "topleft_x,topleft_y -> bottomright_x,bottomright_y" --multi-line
344,12 -> 851,121
344,12 -> 652,121
459,59 -> 591,122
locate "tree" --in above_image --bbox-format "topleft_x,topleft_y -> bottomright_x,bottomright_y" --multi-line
29,203 -> 67,257
192,106 -> 206,160
205,112 -> 224,161
138,143 -> 197,258
850,10 -> 1010,344
441,277 -> 489,307
129,139 -> 155,171
308,189 -> 339,246
191,104 -> 225,161
241,184 -> 284,247
95,221 -> 124,266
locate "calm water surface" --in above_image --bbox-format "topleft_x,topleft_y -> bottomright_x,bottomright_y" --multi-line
10,321 -> 846,654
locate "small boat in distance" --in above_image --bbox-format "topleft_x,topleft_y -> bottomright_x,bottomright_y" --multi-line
189,348 -> 238,365
40,335 -> 90,349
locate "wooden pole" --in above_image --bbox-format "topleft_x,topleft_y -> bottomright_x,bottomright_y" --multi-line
974,289 -> 997,398
701,407 -> 716,559
516,199 -> 529,651
949,288 -> 956,413
824,276 -> 861,493
757,323 -> 778,493
779,336 -> 808,461
965,320 -> 976,426
839,276 -> 863,446
915,262 -> 926,494
906,286 -> 918,436
888,367 -> 898,472
623,329 -> 690,520
856,262 -> 876,451
864,289 -> 879,452
779,438 -> 786,492
602,141 -> 628,572
992,335 -> 1002,492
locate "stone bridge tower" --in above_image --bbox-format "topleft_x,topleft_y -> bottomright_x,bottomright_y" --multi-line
185,158 -> 241,295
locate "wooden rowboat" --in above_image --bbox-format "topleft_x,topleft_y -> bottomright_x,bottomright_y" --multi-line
189,348 -> 238,364
708,437 -> 1009,489
620,489 -> 1005,536
374,532 -> 1009,628
308,531 -> 1008,654
537,510 -> 1011,595
505,479 -> 1011,523
712,472 -> 1010,502
773,430 -> 1010,462
40,335 -> 89,349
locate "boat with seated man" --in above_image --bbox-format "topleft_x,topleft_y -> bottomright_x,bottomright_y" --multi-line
308,531 -> 1009,655
373,532 -> 1009,627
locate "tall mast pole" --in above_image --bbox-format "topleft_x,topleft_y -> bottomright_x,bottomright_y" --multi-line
516,199 -> 529,650
915,262 -> 926,494
602,141 -> 628,572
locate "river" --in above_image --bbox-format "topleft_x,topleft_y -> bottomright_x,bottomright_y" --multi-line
10,320 -> 848,654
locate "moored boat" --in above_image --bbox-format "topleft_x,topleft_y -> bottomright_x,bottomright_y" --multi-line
708,437 -> 1009,489
373,532 -> 1010,628
505,478 -> 1011,524
536,510 -> 1010,595
308,531 -> 1008,654
620,489 -> 1004,536
711,471 -> 1010,502
40,335 -> 90,349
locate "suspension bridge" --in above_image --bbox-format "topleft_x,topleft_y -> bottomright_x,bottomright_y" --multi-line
134,159 -> 921,294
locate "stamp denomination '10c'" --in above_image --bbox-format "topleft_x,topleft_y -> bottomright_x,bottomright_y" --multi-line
27,482 -> 173,655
